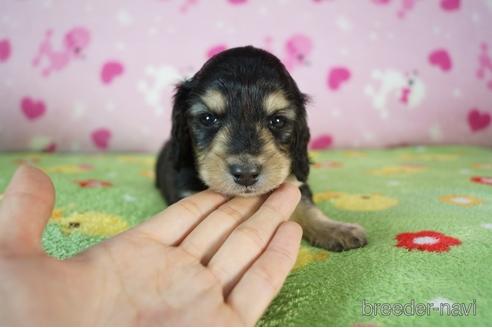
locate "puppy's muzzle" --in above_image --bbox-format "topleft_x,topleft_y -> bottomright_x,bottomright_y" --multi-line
229,163 -> 261,187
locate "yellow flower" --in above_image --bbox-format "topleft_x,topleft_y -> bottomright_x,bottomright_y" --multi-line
293,246 -> 329,271
117,156 -> 155,166
57,212 -> 129,237
315,191 -> 398,211
314,191 -> 343,203
439,195 -> 481,208
370,165 -> 425,176
312,160 -> 343,169
51,208 -> 64,220
472,163 -> 492,170
308,151 -> 321,162
140,169 -> 155,179
334,193 -> 398,211
44,164 -> 92,174
13,156 -> 42,165
399,153 -> 459,161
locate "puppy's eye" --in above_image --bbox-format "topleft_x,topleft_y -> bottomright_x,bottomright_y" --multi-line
268,115 -> 287,130
198,113 -> 219,127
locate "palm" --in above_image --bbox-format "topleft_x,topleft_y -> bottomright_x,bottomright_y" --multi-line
86,234 -> 242,326
0,165 -> 302,326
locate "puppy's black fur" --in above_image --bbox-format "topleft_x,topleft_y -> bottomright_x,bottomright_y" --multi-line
156,46 -> 312,203
155,46 -> 367,251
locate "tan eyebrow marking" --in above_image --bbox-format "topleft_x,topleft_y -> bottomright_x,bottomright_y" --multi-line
263,91 -> 295,119
200,89 -> 226,114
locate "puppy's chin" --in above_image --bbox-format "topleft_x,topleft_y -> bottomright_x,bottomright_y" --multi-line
227,174 -> 302,197
225,184 -> 279,197
207,181 -> 282,197
201,174 -> 300,198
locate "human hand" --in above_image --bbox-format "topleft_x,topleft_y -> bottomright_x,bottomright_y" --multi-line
0,165 -> 302,326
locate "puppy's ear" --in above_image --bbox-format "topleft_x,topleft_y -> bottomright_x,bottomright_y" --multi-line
169,80 -> 194,170
290,94 -> 311,182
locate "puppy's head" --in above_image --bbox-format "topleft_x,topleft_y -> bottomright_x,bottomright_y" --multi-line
169,46 -> 310,196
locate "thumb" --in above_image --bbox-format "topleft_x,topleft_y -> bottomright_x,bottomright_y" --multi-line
0,164 -> 55,256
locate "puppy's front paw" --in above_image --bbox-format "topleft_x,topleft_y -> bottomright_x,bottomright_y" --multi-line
313,223 -> 367,252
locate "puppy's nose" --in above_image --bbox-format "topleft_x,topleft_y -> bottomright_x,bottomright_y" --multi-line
229,164 -> 260,187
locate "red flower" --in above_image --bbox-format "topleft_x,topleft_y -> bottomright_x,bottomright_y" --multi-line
76,179 -> 112,188
471,176 -> 492,186
396,230 -> 461,252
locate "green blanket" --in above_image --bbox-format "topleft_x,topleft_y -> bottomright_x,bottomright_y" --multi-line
0,146 -> 491,326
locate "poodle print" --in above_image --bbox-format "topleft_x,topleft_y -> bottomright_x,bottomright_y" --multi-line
137,65 -> 182,115
32,27 -> 91,76
485,0 -> 492,10
372,0 -> 417,19
282,34 -> 312,71
364,69 -> 426,118
477,42 -> 492,91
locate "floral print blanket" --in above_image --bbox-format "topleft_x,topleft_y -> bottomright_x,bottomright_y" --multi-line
0,146 -> 491,326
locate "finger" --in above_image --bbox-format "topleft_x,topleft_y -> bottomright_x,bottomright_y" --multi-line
0,164 -> 55,256
128,190 -> 229,246
180,195 -> 265,263
207,183 -> 301,294
227,221 -> 302,325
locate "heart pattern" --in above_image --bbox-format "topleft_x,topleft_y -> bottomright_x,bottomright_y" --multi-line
91,128 -> 112,150
101,61 -> 124,84
0,39 -> 11,62
440,0 -> 460,11
228,0 -> 248,4
327,67 -> 351,91
468,109 -> 491,132
310,135 -> 333,150
429,49 -> 452,72
1,1 -> 492,151
43,142 -> 57,153
21,97 -> 46,120
206,44 -> 227,58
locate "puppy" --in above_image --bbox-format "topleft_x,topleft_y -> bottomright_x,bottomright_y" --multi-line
155,46 -> 367,251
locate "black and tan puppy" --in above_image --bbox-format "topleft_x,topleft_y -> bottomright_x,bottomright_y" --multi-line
155,46 -> 367,251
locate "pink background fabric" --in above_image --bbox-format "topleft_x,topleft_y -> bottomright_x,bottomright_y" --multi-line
0,0 -> 491,152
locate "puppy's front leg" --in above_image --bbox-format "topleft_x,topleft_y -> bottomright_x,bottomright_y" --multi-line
291,198 -> 367,252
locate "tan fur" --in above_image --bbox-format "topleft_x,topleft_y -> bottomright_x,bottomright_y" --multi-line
291,197 -> 367,251
200,89 -> 226,114
263,91 -> 295,119
285,174 -> 303,187
191,88 -> 367,251
196,124 -> 292,197
196,126 -> 231,193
